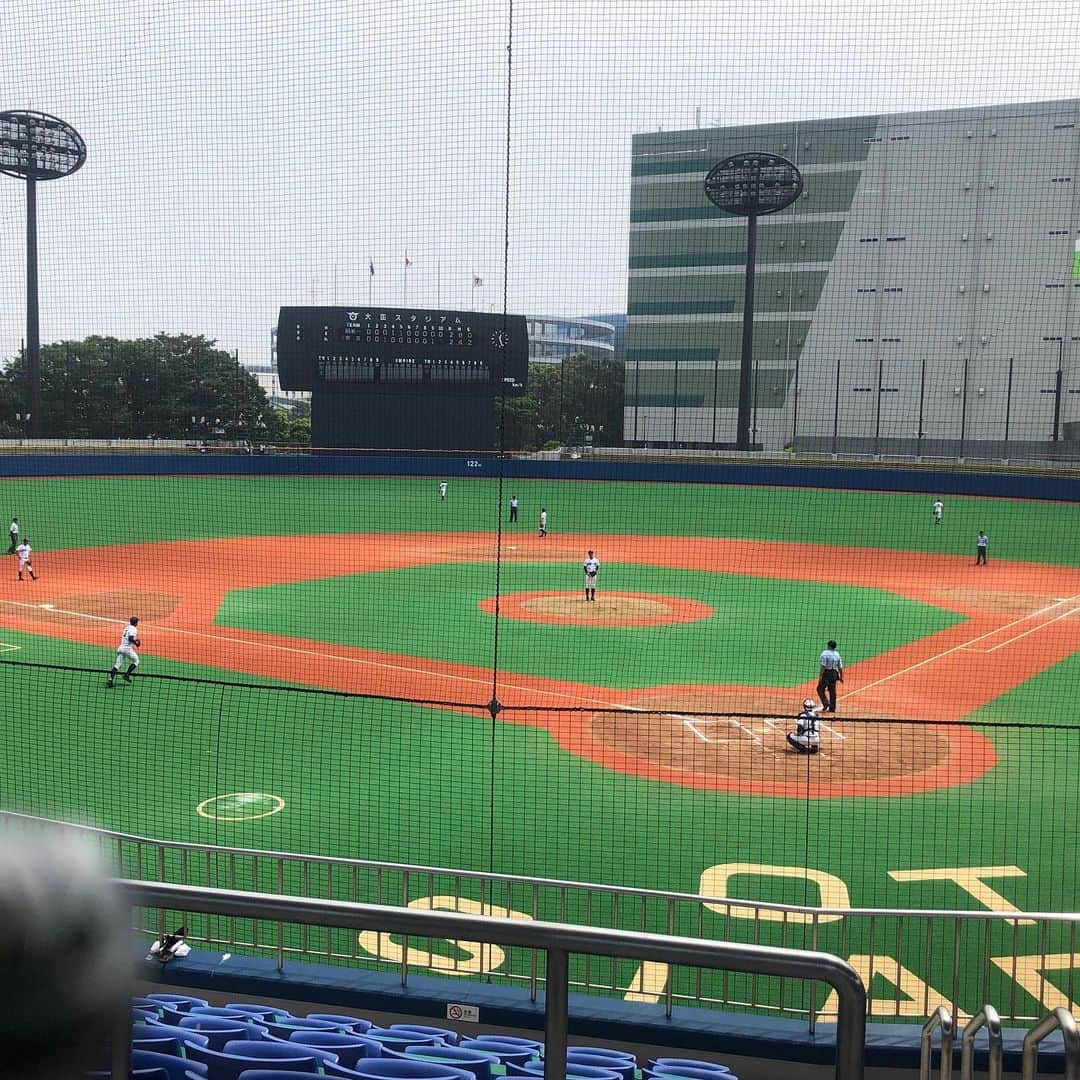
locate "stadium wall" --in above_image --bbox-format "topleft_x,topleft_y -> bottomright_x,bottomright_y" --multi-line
0,451 -> 1077,500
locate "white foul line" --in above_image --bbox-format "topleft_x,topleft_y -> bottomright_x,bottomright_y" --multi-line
848,593 -> 1080,698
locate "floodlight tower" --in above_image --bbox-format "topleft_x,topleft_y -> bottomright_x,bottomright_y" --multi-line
0,111 -> 86,437
704,152 -> 802,451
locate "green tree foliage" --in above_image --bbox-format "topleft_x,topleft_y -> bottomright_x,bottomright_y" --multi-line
2,334 -> 291,440
501,353 -> 623,451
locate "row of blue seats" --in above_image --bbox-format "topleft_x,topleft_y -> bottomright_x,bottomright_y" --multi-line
101,993 -> 738,1080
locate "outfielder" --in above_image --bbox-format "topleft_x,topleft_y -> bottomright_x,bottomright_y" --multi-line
538,507 -> 548,537
438,481 -> 448,501
932,498 -> 943,525
7,516 -> 18,554
106,616 -> 141,688
15,539 -> 37,581
583,550 -> 600,601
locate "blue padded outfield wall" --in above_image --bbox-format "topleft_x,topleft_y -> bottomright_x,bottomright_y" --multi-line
0,452 -> 1077,500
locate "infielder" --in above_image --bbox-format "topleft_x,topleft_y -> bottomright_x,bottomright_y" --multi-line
583,550 -> 600,601
106,616 -> 141,688
932,498 -> 943,525
786,699 -> 822,754
975,530 -> 989,565
14,538 -> 37,581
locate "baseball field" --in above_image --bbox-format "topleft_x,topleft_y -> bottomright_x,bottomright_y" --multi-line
1,471 -> 1079,1020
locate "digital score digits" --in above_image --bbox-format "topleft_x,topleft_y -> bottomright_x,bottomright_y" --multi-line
276,307 -> 528,395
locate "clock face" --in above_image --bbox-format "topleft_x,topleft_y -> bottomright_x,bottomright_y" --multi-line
490,329 -> 508,349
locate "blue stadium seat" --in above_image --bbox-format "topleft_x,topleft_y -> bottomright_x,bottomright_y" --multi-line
135,1005 -> 164,1021
226,1004 -> 289,1021
389,1024 -> 459,1046
86,1070 -> 169,1080
307,1013 -> 374,1034
469,1035 -> 542,1055
261,1017 -> 347,1039
397,1043 -> 500,1080
286,1030 -> 382,1068
646,1066 -> 737,1080
134,1035 -> 184,1056
506,1063 -> 620,1080
191,1006 -> 261,1021
363,1031 -> 446,1054
224,1039 -> 340,1068
159,1006 -> 201,1026
236,1074 -> 326,1080
133,1049 -> 209,1080
185,1041 -> 321,1079
567,1047 -> 635,1062
147,994 -> 210,1013
565,1051 -> 635,1080
648,1061 -> 734,1073
138,1021 -> 210,1051
457,1039 -> 536,1067
335,1061 -> 472,1080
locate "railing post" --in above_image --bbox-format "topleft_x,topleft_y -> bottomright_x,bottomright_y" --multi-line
1022,1008 -> 1080,1080
544,946 -> 569,1080
960,1005 -> 1001,1080
920,1006 -> 954,1080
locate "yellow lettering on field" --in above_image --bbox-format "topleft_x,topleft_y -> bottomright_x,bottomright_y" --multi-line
888,866 -> 1034,925
699,863 -> 850,923
822,954 -> 967,1020
622,961 -> 670,1003
991,953 -> 1080,1012
356,894 -> 533,976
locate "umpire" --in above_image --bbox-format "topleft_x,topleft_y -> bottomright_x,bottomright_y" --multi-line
817,640 -> 844,712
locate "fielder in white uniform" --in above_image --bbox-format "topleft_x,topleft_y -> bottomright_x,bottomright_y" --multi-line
583,550 -> 600,601
932,499 -> 943,524
7,517 -> 18,554
538,508 -> 548,537
107,616 -> 141,688
438,481 -> 448,500
787,699 -> 822,754
15,539 -> 36,581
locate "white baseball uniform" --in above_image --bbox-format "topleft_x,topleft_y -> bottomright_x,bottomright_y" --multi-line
438,482 -> 448,499
583,555 -> 600,590
116,623 -> 140,669
15,541 -> 34,577
787,705 -> 821,753
932,500 -> 943,522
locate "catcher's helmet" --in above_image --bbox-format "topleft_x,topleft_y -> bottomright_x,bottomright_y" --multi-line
803,699 -> 816,711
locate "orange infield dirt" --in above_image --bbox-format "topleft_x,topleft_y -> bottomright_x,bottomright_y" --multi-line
2,531 -> 1079,798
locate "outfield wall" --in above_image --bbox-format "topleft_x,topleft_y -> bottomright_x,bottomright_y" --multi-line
0,451 -> 1077,500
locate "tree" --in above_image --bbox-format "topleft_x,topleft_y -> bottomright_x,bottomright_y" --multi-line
499,354 -> 623,451
0,333 -> 282,440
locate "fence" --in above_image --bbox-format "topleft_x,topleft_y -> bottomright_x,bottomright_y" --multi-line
7,811 -> 1078,1028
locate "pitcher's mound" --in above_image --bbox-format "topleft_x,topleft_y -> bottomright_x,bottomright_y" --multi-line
479,591 -> 713,627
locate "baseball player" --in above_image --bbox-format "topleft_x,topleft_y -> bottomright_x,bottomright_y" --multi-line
438,481 -> 448,501
14,538 -> 36,581
538,507 -> 548,537
509,495 -> 519,523
7,517 -> 17,554
582,550 -> 600,601
975,530 -> 989,565
817,639 -> 844,712
932,498 -> 943,525
106,616 -> 141,688
786,699 -> 822,754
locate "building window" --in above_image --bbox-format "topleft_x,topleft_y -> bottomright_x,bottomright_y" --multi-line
852,386 -> 873,392
883,287 -> 903,293
1051,177 -> 1073,183
881,337 -> 901,342
1053,123 -> 1075,129
854,337 -> 874,342
863,137 -> 882,144
858,236 -> 879,243
1045,283 -> 1066,289
889,135 -> 911,142
856,287 -> 877,293
1043,336 -> 1063,341
1049,229 -> 1071,235
885,236 -> 907,242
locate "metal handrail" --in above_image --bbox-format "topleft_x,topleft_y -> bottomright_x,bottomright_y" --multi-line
920,1006 -> 954,1080
7,812 -> 1080,923
1022,1008 -> 1080,1080
960,1005 -> 1002,1080
117,878 -> 867,1080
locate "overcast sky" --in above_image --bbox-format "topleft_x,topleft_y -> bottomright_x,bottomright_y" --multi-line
2,0 -> 1079,366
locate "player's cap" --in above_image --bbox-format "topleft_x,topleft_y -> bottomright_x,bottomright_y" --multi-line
130,616 -> 139,625
803,699 -> 816,711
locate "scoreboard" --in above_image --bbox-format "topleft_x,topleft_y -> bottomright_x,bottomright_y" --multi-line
276,307 -> 528,395
275,306 -> 530,450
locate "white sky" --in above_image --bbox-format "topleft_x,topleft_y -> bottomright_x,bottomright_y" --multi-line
1,0 -> 1079,365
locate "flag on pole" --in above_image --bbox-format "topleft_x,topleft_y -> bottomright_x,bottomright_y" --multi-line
405,253 -> 412,268
472,275 -> 483,287
369,258 -> 375,277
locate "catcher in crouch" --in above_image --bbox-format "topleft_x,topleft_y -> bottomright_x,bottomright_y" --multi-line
786,699 -> 822,754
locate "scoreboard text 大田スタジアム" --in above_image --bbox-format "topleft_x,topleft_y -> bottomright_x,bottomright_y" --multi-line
276,307 -> 528,395
275,307 -> 529,451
